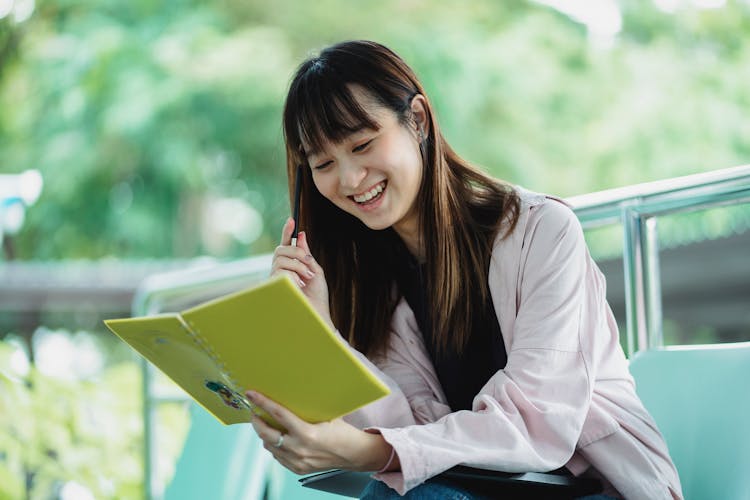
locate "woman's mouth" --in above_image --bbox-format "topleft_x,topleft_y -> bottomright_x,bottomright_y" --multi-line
351,180 -> 387,205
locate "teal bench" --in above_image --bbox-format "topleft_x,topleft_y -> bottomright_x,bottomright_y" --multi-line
630,342 -> 750,500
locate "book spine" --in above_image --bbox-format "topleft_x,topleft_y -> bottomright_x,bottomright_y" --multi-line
178,316 -> 242,391
179,317 -> 259,415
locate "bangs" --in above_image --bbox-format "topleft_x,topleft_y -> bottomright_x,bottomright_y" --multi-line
289,73 -> 380,159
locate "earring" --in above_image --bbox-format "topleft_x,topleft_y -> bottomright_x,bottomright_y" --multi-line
418,130 -> 424,143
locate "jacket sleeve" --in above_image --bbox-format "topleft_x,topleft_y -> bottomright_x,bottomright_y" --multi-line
337,331 -> 418,430
367,303 -> 453,426
370,201 -> 595,495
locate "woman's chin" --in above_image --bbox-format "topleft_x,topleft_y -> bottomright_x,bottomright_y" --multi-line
362,220 -> 394,231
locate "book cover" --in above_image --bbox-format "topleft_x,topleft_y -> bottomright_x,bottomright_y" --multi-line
104,275 -> 390,427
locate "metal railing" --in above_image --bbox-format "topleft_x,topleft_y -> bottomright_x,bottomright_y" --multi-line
133,164 -> 750,499
567,164 -> 750,356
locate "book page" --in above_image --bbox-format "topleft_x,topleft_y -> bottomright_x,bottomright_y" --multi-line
104,315 -> 254,425
181,276 -> 390,424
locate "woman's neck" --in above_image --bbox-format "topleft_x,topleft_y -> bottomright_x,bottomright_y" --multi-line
393,217 -> 424,263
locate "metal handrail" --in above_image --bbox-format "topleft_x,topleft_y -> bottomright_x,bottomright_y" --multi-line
134,164 -> 750,499
569,164 -> 750,228
568,164 -> 750,356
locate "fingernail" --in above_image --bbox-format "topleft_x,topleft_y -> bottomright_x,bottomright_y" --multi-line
299,279 -> 306,288
305,270 -> 314,278
304,254 -> 313,261
246,391 -> 256,400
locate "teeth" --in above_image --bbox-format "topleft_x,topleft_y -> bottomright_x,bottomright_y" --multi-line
353,182 -> 385,203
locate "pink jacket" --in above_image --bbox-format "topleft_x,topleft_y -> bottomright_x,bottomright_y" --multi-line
342,190 -> 683,500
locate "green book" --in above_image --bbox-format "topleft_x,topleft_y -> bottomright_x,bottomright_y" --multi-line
104,275 -> 390,428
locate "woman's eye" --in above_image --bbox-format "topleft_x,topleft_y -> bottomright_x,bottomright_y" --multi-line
313,160 -> 333,170
352,139 -> 373,153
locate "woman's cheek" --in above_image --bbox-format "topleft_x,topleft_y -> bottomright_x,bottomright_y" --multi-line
312,174 -> 332,199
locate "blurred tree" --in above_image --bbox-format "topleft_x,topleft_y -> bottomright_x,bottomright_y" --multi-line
0,336 -> 188,499
0,0 -> 748,261
1,2 -> 749,497
0,17 -> 20,80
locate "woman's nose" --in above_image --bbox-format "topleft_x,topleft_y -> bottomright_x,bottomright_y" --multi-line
339,160 -> 367,191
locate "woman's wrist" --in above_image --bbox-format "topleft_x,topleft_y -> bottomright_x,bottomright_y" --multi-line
354,432 -> 399,472
376,447 -> 397,473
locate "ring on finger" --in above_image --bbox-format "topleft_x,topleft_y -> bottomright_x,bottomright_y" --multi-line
274,433 -> 285,448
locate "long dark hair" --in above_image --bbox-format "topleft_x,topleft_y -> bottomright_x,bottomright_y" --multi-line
283,40 -> 520,358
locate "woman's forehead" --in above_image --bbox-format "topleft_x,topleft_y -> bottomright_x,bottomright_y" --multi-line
298,95 -> 391,157
300,128 -> 368,157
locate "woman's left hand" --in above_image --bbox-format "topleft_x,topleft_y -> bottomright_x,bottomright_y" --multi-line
246,390 -> 393,475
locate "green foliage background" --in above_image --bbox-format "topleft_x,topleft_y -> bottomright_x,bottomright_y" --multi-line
0,337 -> 189,500
2,0 -> 748,260
1,1 -> 749,498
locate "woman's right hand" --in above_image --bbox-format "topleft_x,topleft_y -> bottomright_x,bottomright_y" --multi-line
271,218 -> 333,330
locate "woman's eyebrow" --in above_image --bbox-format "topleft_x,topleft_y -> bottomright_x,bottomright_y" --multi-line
303,125 -> 371,158
302,145 -> 319,158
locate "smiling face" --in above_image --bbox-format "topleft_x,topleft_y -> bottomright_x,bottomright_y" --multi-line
303,88 -> 426,240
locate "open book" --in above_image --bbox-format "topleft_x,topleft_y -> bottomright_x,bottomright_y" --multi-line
104,275 -> 390,428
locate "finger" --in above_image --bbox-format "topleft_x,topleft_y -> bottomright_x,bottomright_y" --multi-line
297,232 -> 324,274
279,217 -> 295,246
271,451 -> 303,475
261,435 -> 297,462
251,414 -> 281,445
272,255 -> 315,281
298,230 -> 312,254
273,244 -> 311,262
271,269 -> 306,289
247,390 -> 306,435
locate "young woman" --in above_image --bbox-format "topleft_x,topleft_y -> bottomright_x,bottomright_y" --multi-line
246,40 -> 683,500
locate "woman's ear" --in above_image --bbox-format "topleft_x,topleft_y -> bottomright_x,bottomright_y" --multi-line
410,94 -> 430,139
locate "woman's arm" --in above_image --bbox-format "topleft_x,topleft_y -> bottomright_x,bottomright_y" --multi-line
342,299 -> 452,429
259,219 -> 415,473
246,390 -> 401,474
366,201 -> 596,495
260,201 -> 594,493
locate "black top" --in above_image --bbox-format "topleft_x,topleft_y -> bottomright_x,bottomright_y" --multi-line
395,247 -> 508,411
